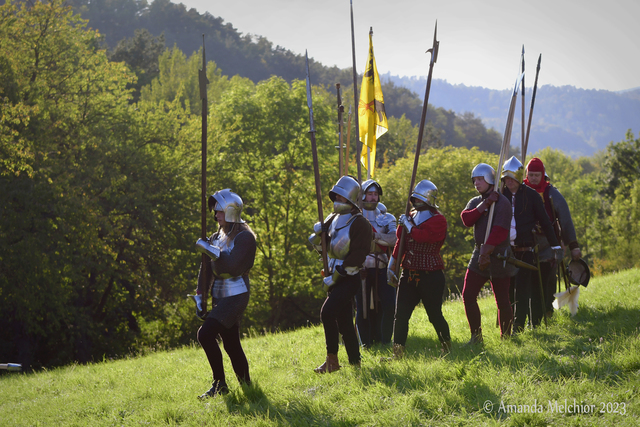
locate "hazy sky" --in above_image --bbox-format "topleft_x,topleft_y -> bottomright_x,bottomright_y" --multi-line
177,0 -> 639,92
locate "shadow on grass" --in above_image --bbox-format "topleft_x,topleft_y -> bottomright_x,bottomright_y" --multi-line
222,380 -> 355,426
373,304 -> 639,387
215,304 -> 638,424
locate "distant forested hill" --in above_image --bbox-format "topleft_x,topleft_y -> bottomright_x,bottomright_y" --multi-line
67,0 -> 639,157
67,0 -> 352,88
389,74 -> 640,157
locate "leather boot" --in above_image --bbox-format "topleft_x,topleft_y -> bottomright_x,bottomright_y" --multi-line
198,379 -> 229,400
381,343 -> 405,362
466,329 -> 483,346
314,353 -> 340,374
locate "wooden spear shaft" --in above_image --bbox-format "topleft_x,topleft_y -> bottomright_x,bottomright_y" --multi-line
345,106 -> 352,176
521,45 -> 526,165
305,52 -> 330,277
523,54 -> 541,166
350,0 -> 362,183
336,84 -> 344,178
198,34 -> 211,309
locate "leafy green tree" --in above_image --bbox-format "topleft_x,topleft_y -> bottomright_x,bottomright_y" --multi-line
603,130 -> 640,198
455,112 -> 502,153
377,115 -> 417,167
0,0 -> 196,368
140,45 -> 229,115
607,179 -> 640,270
108,28 -> 166,102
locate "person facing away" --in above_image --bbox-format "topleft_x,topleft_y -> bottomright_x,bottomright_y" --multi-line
460,163 -> 517,344
523,157 -> 582,318
355,179 -> 397,347
194,189 -> 256,399
500,156 -> 562,332
308,175 -> 372,373
385,179 -> 451,359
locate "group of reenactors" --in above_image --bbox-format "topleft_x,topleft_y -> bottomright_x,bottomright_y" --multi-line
309,155 -> 582,373
191,155 -> 583,398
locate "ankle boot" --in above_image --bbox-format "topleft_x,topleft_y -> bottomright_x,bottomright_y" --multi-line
381,343 -> 405,362
198,379 -> 229,400
314,353 -> 340,374
466,329 -> 483,346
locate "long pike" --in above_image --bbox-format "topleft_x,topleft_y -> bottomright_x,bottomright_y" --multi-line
394,22 -> 439,279
305,52 -> 330,278
198,34 -> 211,310
336,83 -> 344,178
350,0 -> 362,183
484,71 -> 524,243
520,45 -> 525,164
522,54 -> 541,165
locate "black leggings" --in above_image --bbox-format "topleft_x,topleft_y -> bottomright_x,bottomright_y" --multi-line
320,274 -> 361,364
393,269 -> 450,346
197,318 -> 250,384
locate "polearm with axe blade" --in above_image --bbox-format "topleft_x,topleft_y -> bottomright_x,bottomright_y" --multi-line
305,52 -> 330,280
522,54 -> 541,165
382,23 -> 452,356
391,22 -> 439,283
189,35 -> 210,320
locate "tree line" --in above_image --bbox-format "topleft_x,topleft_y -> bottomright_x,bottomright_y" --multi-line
1,0 -> 638,370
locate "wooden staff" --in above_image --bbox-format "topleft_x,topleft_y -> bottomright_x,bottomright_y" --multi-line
350,0 -> 362,183
522,54 -> 541,165
305,52 -> 329,277
336,84 -> 344,178
198,35 -> 211,310
521,45 -> 526,166
345,106 -> 352,176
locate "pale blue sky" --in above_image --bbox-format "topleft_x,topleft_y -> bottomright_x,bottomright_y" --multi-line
177,0 -> 639,92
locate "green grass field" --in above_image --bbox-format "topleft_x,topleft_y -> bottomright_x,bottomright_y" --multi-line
2,268 -> 639,426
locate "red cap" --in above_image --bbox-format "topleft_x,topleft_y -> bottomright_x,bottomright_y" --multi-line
526,157 -> 545,173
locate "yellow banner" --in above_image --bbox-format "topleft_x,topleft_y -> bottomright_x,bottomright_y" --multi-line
358,31 -> 388,178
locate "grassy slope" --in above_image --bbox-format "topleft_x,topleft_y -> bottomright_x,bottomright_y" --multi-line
1,269 -> 639,426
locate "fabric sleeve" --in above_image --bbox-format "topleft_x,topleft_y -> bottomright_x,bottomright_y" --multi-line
550,188 -> 579,249
485,225 -> 509,246
212,231 -> 257,277
461,208 -> 482,227
460,196 -> 484,227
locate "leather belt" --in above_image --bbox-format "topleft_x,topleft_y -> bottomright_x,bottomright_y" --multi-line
512,246 -> 533,252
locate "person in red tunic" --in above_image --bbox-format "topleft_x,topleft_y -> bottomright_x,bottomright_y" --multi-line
386,179 -> 451,358
460,164 -> 517,344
